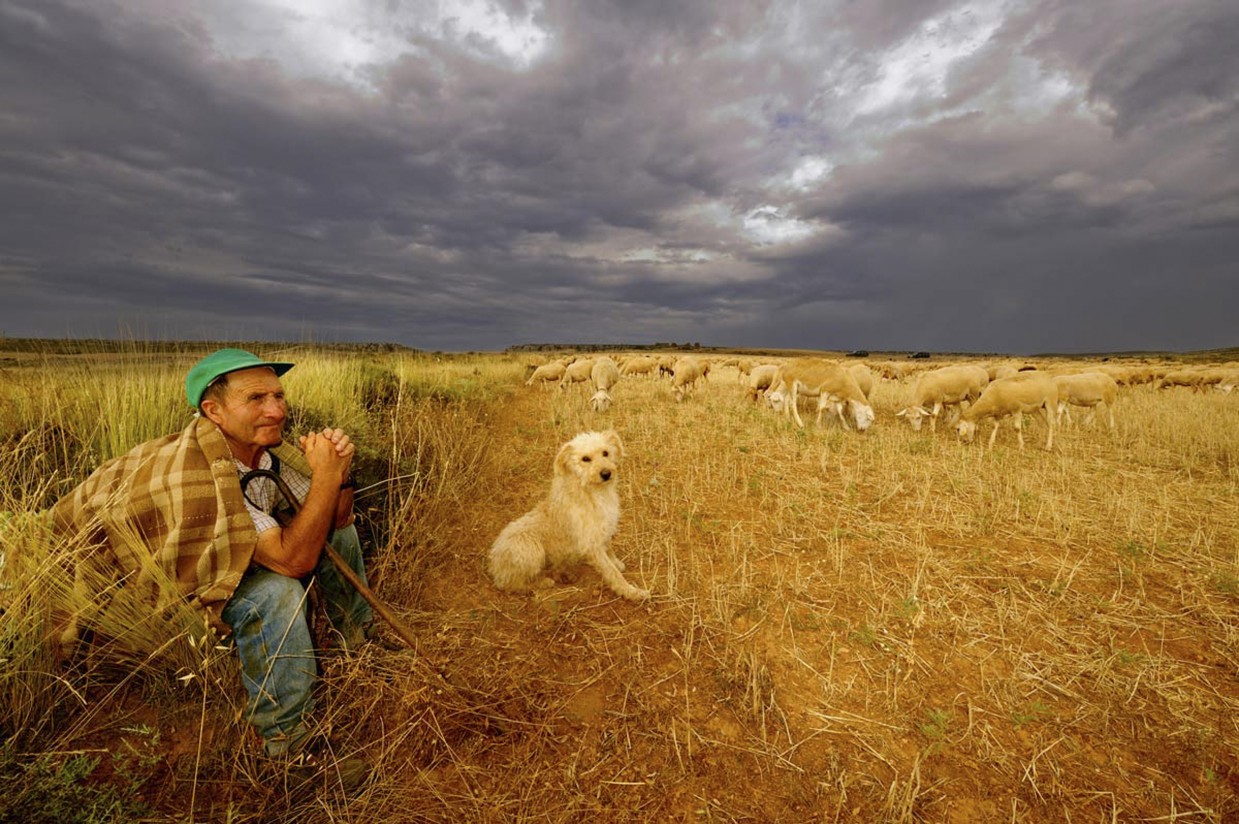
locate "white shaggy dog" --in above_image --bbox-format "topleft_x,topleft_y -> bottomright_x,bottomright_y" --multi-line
487,430 -> 649,601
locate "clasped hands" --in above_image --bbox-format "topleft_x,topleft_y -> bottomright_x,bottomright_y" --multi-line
299,427 -> 355,487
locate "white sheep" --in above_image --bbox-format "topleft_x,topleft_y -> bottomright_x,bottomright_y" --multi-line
590,357 -> 621,392
670,357 -> 707,401
558,357 -> 596,389
589,389 -> 613,412
526,361 -> 566,387
1214,369 -> 1239,394
745,364 -> 781,403
895,365 -> 989,432
957,372 -> 1058,450
1154,368 -> 1215,392
775,358 -> 875,432
848,363 -> 875,400
619,355 -> 658,378
1052,372 -> 1118,429
986,363 -> 1020,381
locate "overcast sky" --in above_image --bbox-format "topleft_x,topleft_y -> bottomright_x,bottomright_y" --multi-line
1,0 -> 1236,354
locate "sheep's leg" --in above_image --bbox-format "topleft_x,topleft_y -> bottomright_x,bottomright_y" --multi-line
1106,403 -> 1115,430
929,401 -> 941,433
987,419 -> 1001,450
790,384 -> 807,429
837,402 -> 850,430
1041,405 -> 1054,450
1014,414 -> 1026,450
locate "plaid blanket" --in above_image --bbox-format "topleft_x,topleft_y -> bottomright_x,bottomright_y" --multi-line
50,416 -> 313,635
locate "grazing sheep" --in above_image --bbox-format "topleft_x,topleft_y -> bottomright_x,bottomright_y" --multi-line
559,357 -> 596,389
591,357 -> 621,392
1096,364 -> 1139,387
526,361 -> 567,387
1194,368 -> 1231,392
1214,369 -> 1239,394
775,358 -> 875,432
1053,372 -> 1118,429
848,363 -> 875,400
670,357 -> 707,401
1153,368 -> 1218,392
736,359 -> 754,382
620,356 -> 658,378
590,389 -> 613,412
875,361 -> 907,381
895,365 -> 989,432
957,373 -> 1058,451
986,363 -> 1020,381
746,364 -> 781,402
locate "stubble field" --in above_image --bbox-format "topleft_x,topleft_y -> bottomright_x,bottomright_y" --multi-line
1,344 -> 1236,823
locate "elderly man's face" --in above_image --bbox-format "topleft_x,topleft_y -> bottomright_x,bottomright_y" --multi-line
201,366 -> 288,462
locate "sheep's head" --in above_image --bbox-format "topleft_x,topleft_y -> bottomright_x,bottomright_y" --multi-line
895,406 -> 927,431
957,419 -> 977,443
767,390 -> 786,412
851,400 -> 876,432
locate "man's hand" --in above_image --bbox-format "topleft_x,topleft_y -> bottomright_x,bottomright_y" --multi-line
299,427 -> 354,486
300,427 -> 356,530
254,427 -> 357,577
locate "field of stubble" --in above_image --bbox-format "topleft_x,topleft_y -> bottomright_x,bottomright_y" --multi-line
1,345 -> 1236,823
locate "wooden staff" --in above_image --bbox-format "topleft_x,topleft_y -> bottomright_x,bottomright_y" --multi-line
240,468 -> 419,651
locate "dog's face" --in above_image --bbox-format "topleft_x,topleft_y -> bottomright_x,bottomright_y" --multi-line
555,430 -> 623,486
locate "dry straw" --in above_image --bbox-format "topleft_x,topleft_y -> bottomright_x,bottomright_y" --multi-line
2,347 -> 1237,821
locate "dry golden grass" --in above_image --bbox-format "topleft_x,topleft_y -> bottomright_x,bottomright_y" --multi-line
2,348 -> 1237,822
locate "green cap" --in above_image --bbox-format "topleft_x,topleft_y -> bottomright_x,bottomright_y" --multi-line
185,348 -> 294,409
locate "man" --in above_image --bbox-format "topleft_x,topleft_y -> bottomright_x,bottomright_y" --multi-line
51,348 -> 372,788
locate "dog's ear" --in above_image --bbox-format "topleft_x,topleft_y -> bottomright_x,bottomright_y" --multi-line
601,429 -> 624,460
553,440 -> 577,476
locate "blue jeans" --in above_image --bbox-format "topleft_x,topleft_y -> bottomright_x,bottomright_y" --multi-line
220,525 -> 373,755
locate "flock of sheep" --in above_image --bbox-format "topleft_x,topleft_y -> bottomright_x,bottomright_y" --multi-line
524,352 -> 1239,450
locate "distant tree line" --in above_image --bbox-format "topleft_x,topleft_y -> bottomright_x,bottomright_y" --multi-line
506,342 -> 703,353
0,338 -> 420,355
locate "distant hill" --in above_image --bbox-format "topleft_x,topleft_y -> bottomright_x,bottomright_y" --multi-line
0,338 -> 420,356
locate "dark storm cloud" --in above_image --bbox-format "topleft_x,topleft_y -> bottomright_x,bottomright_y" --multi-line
0,0 -> 1235,352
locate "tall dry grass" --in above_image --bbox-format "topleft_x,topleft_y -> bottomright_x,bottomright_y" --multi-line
2,348 -> 1237,822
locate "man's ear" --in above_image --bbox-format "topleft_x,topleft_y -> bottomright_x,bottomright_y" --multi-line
199,399 -> 224,426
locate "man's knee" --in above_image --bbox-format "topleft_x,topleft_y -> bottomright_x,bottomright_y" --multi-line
223,570 -> 308,629
329,524 -> 361,559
